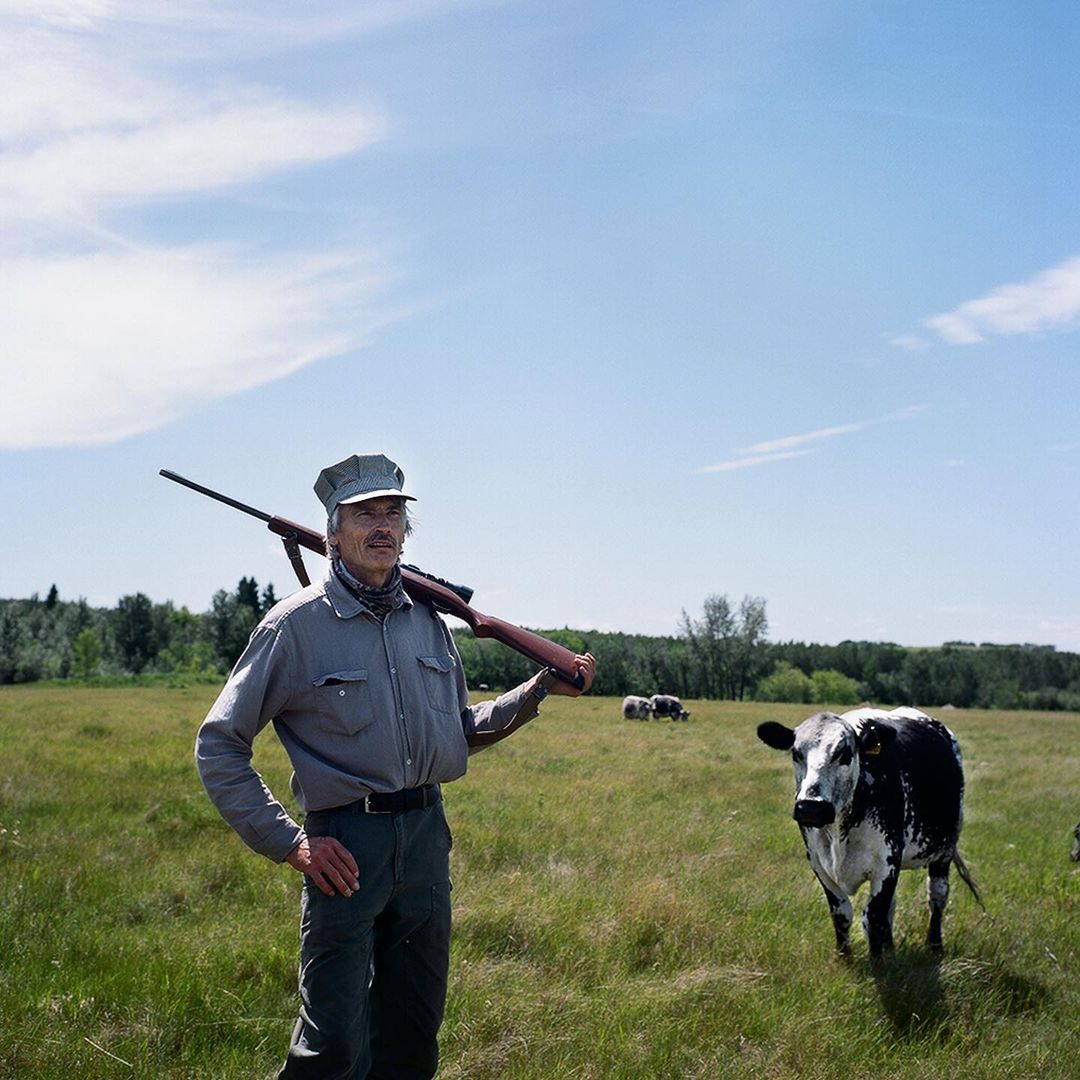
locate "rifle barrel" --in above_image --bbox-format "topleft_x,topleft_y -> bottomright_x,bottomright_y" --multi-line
159,469 -> 273,524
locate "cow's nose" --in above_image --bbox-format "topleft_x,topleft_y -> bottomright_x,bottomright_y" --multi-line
793,799 -> 836,827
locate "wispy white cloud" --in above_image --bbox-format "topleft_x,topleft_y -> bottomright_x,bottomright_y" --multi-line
921,255 -> 1080,345
699,449 -> 812,474
699,405 -> 927,474
0,97 -> 382,222
887,333 -> 931,352
0,246 -> 387,450
0,4 -> 411,449
736,421 -> 866,456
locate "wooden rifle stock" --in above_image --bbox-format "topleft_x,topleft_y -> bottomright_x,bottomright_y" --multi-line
398,576 -> 587,690
161,469 -> 585,689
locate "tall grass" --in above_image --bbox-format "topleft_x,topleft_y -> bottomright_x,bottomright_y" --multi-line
1,687 -> 1076,1078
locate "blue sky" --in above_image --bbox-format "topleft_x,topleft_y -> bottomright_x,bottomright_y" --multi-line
2,1 -> 1079,650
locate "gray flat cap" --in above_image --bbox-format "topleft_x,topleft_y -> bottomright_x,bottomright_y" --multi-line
314,453 -> 415,517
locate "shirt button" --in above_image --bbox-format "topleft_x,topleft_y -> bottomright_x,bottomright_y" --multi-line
391,667 -> 397,674
406,759 -> 412,765
339,689 -> 346,696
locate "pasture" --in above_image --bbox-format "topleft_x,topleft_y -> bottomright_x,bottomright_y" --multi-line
0,685 -> 1077,1079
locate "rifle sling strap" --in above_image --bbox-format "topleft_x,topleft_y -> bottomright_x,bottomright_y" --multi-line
279,531 -> 311,588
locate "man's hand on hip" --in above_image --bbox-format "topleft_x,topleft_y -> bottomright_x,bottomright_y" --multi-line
285,836 -> 360,897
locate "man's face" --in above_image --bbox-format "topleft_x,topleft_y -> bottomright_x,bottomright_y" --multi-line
331,496 -> 407,587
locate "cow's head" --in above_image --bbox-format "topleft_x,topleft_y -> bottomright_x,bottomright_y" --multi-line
757,713 -> 896,829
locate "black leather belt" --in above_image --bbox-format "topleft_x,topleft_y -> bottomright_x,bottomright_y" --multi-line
340,784 -> 441,814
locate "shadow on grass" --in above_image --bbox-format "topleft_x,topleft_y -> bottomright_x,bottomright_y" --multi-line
869,945 -> 1050,1041
868,948 -> 947,1040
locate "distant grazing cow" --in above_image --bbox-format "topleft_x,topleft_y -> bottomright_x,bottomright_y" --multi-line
650,694 -> 690,721
622,695 -> 653,721
756,706 -> 980,958
1071,822 -> 1080,862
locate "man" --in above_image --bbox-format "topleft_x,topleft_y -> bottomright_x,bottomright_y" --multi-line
195,453 -> 595,1079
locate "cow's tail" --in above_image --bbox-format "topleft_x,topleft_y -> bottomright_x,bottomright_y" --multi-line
952,851 -> 986,911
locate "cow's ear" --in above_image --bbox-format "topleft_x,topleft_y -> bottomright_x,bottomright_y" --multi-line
757,721 -> 796,751
858,720 -> 897,757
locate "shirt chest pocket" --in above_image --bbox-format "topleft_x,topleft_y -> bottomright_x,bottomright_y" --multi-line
313,669 -> 374,735
417,655 -> 458,715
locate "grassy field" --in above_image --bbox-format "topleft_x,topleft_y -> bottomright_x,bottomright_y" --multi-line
0,685 -> 1077,1079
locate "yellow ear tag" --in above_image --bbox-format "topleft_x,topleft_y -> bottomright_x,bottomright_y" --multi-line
865,742 -> 882,756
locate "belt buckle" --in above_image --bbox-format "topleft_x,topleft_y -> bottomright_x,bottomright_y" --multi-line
362,794 -> 392,814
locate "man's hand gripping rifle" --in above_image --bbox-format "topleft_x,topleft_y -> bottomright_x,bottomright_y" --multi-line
159,469 -> 588,696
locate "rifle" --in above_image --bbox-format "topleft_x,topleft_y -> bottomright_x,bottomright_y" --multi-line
160,469 -> 585,689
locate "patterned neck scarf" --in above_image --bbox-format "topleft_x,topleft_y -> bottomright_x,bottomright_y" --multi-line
333,558 -> 407,621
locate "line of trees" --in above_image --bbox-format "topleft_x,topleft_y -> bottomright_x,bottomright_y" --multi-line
451,593 -> 1080,711
764,638 -> 1080,711
3,586 -> 1080,712
0,579 -> 277,684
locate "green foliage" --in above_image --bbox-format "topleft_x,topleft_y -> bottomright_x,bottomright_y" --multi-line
0,594 -> 96,682
681,593 -> 735,698
151,604 -> 215,676
69,628 -> 102,679
0,687 -> 1076,1078
757,663 -> 863,706
0,607 -> 22,683
113,592 -> 156,674
236,575 -> 261,616
679,594 -> 769,699
260,582 -> 279,615
0,576 -> 268,684
767,639 -> 1080,712
207,590 -> 253,669
755,661 -> 811,703
809,667 -> 862,706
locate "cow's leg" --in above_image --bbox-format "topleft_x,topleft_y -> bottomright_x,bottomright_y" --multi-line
816,877 -> 853,956
863,871 -> 898,958
926,857 -> 951,951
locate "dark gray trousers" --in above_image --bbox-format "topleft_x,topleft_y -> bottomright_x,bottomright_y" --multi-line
279,798 -> 452,1080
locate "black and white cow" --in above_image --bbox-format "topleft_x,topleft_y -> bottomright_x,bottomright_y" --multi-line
622,695 -> 654,720
650,694 -> 690,721
1071,822 -> 1080,862
757,706 -> 980,958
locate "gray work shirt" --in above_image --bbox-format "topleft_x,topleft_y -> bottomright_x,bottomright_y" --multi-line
195,566 -> 533,862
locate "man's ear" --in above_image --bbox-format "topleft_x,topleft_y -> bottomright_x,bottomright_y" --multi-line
858,720 -> 896,757
757,721 -> 796,751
